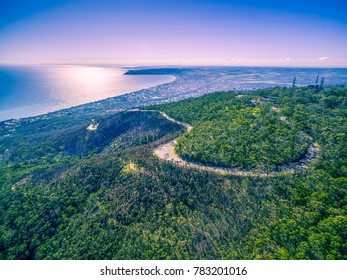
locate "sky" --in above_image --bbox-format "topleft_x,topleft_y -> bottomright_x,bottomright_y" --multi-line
0,0 -> 347,67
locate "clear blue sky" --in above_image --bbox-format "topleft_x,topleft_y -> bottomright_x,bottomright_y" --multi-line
1,0 -> 346,66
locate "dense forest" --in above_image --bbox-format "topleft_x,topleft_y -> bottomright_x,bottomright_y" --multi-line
0,85 -> 346,259
150,90 -> 311,171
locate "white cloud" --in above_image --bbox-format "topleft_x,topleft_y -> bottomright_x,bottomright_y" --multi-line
318,57 -> 330,61
226,57 -> 240,61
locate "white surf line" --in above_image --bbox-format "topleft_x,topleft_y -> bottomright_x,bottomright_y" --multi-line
129,109 -> 319,177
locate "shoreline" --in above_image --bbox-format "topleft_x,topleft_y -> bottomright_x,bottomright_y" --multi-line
0,65 -> 177,122
2,66 -> 347,125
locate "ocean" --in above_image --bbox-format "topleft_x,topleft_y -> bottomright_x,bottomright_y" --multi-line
0,65 -> 175,121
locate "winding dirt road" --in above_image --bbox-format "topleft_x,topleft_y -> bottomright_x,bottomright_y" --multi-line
131,109 -> 319,177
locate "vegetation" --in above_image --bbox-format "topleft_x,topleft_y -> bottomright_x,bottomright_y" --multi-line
151,90 -> 311,170
0,86 -> 346,259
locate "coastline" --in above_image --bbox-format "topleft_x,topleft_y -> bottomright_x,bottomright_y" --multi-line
2,66 -> 347,127
0,65 -> 177,122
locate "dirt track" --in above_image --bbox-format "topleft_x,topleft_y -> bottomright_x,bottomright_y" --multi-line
132,109 -> 319,177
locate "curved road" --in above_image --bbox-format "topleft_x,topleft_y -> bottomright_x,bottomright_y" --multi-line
131,109 -> 319,177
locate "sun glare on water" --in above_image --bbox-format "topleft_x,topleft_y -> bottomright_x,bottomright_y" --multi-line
51,66 -> 127,102
69,66 -> 124,88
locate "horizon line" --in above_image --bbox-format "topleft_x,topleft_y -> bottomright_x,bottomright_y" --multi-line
1,62 -> 347,69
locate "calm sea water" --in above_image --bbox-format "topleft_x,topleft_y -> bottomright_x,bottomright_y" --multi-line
0,65 -> 175,121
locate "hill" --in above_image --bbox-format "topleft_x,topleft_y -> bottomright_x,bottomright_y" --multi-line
0,86 -> 346,259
